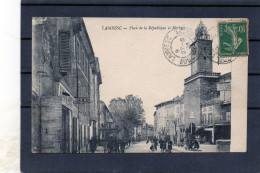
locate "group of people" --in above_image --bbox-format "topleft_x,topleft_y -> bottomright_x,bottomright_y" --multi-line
184,138 -> 200,150
102,137 -> 128,153
147,136 -> 173,153
88,136 -> 129,153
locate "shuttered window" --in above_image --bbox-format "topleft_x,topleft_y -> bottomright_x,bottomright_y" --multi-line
59,31 -> 71,74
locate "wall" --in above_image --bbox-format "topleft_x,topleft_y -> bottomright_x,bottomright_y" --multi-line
40,96 -> 63,153
32,17 -> 102,153
184,78 -> 201,128
191,40 -> 213,75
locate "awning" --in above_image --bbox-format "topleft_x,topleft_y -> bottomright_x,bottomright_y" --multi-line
205,128 -> 214,132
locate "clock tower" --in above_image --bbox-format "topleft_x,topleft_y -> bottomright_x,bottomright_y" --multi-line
184,21 -> 220,133
190,21 -> 213,75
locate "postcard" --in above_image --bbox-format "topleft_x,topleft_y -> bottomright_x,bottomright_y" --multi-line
32,17 -> 248,153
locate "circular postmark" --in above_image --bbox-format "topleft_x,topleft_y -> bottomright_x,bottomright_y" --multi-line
163,27 -> 194,66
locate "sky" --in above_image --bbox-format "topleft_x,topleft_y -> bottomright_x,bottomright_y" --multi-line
84,18 -> 231,124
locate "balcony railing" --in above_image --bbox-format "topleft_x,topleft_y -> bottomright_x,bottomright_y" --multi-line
201,119 -> 230,126
185,72 -> 221,83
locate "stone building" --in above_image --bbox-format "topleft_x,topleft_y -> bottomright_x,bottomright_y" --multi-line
184,21 -> 231,144
154,100 -> 176,140
199,72 -> 231,143
99,101 -> 117,141
142,124 -> 154,140
173,95 -> 185,144
32,17 -> 102,153
154,22 -> 231,145
153,96 -> 184,143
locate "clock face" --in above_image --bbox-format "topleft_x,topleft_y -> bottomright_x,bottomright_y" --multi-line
202,46 -> 212,58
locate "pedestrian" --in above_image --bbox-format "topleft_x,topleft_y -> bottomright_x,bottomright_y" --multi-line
154,137 -> 158,150
90,137 -> 96,153
107,137 -> 114,153
167,140 -> 173,153
120,140 -> 126,153
150,142 -> 155,151
103,140 -> 108,153
146,137 -> 149,144
194,139 -> 199,150
162,140 -> 166,153
159,138 -> 164,153
114,138 -> 120,153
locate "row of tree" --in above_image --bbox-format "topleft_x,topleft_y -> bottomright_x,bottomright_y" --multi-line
109,95 -> 145,139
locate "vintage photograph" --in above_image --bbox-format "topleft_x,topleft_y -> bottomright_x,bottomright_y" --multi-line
32,17 -> 248,153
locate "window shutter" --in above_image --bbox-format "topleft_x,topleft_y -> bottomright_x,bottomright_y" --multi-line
59,31 -> 71,74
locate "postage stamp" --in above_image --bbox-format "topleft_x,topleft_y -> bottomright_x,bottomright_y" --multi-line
218,19 -> 249,57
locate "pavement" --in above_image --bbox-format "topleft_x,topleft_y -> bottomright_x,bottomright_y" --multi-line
125,141 -> 217,153
95,140 -> 217,153
125,141 -> 184,153
171,143 -> 217,153
125,141 -> 163,153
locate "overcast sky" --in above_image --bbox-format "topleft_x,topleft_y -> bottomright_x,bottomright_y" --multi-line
84,18 -> 231,124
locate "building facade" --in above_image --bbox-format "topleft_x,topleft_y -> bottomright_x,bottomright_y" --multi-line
184,22 -> 231,144
32,17 -> 102,153
154,100 -> 176,140
199,73 -> 231,143
154,22 -> 231,145
153,96 -> 184,143
99,101 -> 117,141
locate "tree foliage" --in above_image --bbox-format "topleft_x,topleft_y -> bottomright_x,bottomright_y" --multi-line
109,95 -> 145,138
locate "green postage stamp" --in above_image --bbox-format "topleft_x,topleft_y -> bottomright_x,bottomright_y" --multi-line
218,19 -> 249,57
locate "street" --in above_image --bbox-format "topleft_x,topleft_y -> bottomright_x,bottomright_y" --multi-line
124,141 -> 217,153
125,141 -> 179,153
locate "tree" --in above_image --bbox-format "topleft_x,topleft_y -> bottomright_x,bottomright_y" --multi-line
109,95 -> 145,139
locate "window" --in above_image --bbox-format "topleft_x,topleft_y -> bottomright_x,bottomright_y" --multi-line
59,31 -> 71,74
226,112 -> 231,122
208,113 -> 213,124
81,50 -> 85,72
202,114 -> 206,124
75,38 -> 80,61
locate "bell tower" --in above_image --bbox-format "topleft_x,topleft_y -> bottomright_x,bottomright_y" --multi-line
190,21 -> 213,75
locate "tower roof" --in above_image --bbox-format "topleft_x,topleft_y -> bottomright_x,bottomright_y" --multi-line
195,21 -> 210,40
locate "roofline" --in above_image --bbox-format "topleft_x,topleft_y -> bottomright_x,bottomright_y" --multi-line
190,39 -> 212,47
154,100 -> 174,108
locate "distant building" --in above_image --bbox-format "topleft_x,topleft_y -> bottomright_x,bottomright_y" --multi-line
141,123 -> 154,140
154,100 -> 176,140
32,17 -> 102,153
173,95 -> 185,144
154,21 -> 231,145
153,96 -> 184,142
99,101 -> 117,141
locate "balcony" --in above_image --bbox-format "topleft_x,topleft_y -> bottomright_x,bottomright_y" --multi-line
185,72 -> 221,84
202,119 -> 230,126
